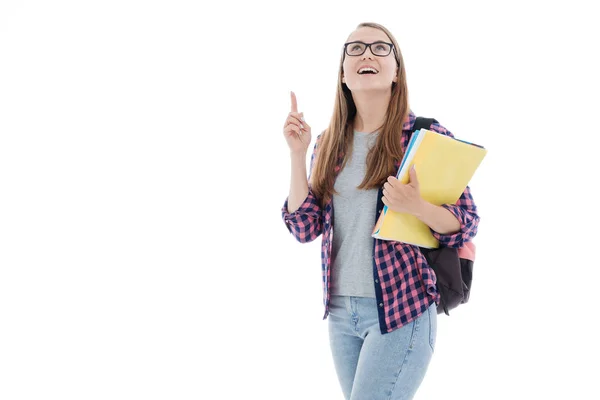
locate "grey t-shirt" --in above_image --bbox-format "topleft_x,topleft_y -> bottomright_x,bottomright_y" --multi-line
330,131 -> 379,298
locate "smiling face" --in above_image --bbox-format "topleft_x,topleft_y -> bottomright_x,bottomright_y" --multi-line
342,27 -> 399,93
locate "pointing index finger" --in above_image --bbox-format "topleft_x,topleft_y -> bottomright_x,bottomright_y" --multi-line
290,91 -> 298,113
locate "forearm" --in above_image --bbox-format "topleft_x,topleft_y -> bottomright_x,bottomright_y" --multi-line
414,200 -> 461,235
287,151 -> 309,213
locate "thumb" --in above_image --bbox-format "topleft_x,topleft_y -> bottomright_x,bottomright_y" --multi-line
409,164 -> 419,186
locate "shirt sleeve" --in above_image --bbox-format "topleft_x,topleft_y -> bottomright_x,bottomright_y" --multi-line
426,122 -> 480,248
281,135 -> 323,243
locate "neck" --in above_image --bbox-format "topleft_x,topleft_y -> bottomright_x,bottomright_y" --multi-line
352,90 -> 392,133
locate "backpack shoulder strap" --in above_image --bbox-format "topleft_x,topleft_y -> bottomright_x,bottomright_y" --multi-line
412,117 -> 439,133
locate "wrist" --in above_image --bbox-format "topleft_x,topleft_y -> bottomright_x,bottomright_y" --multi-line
413,199 -> 430,220
290,150 -> 307,159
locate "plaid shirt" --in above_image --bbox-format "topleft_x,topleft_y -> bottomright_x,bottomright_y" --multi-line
281,111 -> 479,334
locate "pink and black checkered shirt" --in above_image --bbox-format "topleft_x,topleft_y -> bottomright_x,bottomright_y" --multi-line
281,111 -> 479,334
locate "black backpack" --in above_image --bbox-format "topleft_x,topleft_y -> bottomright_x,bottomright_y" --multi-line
411,117 -> 476,316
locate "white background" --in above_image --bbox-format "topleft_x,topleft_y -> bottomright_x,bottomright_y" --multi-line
1,1 -> 599,399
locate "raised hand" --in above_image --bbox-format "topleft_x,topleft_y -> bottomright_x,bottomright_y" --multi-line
283,91 -> 312,154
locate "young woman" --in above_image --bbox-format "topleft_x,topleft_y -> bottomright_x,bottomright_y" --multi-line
281,22 -> 479,400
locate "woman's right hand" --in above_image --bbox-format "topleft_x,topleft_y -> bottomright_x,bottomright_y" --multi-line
283,91 -> 312,154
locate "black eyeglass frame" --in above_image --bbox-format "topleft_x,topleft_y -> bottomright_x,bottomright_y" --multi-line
343,40 -> 397,60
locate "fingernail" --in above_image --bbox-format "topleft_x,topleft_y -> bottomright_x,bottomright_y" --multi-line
300,124 -> 304,129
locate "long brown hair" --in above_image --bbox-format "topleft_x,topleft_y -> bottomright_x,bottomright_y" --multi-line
309,22 -> 410,206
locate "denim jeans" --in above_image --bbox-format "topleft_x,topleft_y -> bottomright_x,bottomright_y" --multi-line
327,295 -> 437,400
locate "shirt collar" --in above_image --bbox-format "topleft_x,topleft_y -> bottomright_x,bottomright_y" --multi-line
403,110 -> 416,131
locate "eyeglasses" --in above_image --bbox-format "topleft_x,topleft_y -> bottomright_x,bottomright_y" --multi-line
343,41 -> 395,57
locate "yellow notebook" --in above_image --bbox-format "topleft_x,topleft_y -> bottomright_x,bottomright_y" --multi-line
371,128 -> 487,248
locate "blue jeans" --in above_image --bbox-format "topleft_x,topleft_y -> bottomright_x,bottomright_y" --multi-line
327,295 -> 437,400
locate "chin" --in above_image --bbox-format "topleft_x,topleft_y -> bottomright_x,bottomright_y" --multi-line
349,83 -> 391,93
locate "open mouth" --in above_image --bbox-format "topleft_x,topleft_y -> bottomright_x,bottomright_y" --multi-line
357,67 -> 379,75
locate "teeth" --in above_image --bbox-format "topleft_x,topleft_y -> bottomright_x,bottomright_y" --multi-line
358,67 -> 378,74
